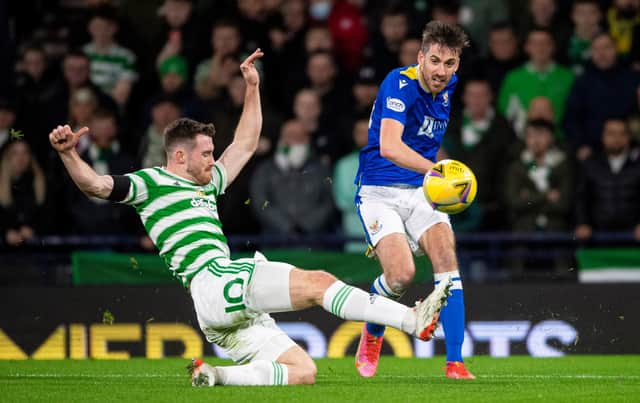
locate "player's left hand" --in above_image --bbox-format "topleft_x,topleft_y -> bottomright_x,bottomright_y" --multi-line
240,48 -> 264,87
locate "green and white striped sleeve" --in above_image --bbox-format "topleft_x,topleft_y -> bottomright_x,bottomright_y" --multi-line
120,169 -> 152,206
211,161 -> 228,197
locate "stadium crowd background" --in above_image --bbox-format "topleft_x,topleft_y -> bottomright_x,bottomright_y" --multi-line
1,0 -> 639,280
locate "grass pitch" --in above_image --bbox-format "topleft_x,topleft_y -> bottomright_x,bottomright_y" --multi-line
1,356 -> 638,402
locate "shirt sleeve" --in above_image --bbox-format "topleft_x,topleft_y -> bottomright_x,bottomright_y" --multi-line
211,161 -> 228,197
119,169 -> 151,206
379,70 -> 416,126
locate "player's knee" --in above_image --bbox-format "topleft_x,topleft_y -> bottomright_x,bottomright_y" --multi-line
299,361 -> 317,385
310,270 -> 337,288
306,270 -> 337,304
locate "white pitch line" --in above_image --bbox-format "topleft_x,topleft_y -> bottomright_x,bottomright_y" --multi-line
2,374 -> 638,380
2,374 -> 181,378
364,374 -> 640,380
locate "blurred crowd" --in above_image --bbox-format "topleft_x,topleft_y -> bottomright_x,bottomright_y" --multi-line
1,0 -> 640,251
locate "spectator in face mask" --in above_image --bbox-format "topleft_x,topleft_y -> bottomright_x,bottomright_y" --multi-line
249,119 -> 335,236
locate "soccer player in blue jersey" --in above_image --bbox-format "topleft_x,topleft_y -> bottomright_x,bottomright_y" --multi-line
354,21 -> 475,379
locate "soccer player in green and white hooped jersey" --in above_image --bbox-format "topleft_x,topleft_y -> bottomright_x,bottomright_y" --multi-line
49,49 -> 453,387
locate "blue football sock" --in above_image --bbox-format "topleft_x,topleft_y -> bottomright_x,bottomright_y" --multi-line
366,274 -> 402,337
435,271 -> 465,363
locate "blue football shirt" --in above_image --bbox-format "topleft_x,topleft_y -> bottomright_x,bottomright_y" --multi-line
355,65 -> 458,186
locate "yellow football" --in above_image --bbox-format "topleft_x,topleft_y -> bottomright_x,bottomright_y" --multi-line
423,159 -> 477,214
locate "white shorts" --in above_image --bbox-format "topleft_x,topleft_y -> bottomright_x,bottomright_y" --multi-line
189,252 -> 297,364
356,185 -> 450,255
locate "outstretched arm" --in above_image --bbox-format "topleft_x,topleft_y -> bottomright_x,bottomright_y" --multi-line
219,49 -> 264,186
49,125 -> 114,199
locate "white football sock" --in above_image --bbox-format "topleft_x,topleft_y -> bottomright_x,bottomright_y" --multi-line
215,360 -> 288,386
322,281 -> 416,335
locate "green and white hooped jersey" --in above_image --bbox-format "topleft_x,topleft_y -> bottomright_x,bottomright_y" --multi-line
120,162 -> 235,287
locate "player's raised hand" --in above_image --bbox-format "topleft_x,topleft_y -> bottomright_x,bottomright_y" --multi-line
49,125 -> 89,153
239,48 -> 264,87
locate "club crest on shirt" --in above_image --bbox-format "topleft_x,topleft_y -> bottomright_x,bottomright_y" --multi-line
442,91 -> 449,106
368,220 -> 382,235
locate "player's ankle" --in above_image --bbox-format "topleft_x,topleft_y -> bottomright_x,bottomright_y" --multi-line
400,308 -> 416,335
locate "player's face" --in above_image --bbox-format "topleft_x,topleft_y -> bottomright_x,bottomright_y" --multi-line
418,44 -> 460,94
186,134 -> 215,185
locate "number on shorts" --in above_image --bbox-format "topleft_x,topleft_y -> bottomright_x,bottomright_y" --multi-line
223,277 -> 246,313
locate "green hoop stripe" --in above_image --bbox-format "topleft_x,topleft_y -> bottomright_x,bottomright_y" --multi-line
179,244 -> 221,271
331,285 -> 353,317
134,170 -> 157,192
155,216 -> 224,252
272,362 -> 284,385
152,167 -> 197,186
143,199 -> 199,234
161,231 -> 227,264
140,186 -> 197,212
207,261 -> 254,276
213,164 -> 224,197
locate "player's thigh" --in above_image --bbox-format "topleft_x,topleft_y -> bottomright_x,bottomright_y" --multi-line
404,187 -> 452,248
418,222 -> 458,273
245,260 -> 295,313
190,269 -> 254,330
247,260 -> 337,312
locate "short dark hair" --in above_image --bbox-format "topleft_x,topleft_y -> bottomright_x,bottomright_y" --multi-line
527,26 -> 554,41
489,20 -> 516,33
572,0 -> 600,8
526,118 -> 555,134
90,4 -> 119,24
212,18 -> 240,34
604,117 -> 630,135
381,3 -> 409,19
92,107 -> 117,122
64,49 -> 90,61
432,0 -> 461,15
164,118 -> 215,152
421,21 -> 469,55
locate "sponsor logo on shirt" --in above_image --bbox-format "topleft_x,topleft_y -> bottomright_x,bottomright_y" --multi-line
399,79 -> 408,89
385,97 -> 406,112
417,116 -> 448,138
191,190 -> 216,211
